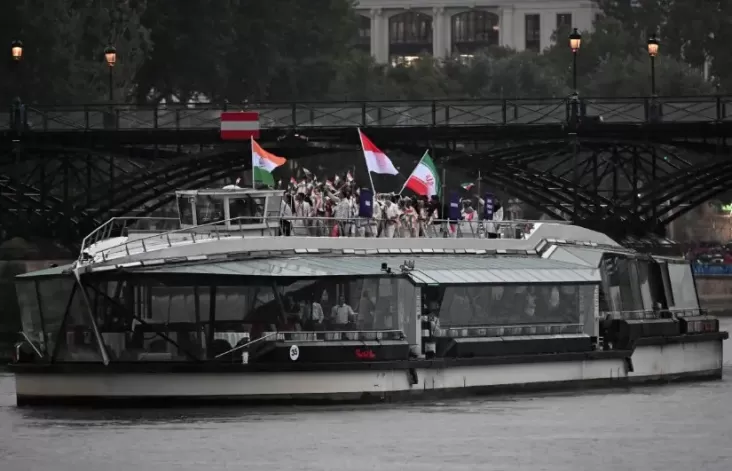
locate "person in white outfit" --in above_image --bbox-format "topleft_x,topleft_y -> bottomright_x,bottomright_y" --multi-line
383,198 -> 400,238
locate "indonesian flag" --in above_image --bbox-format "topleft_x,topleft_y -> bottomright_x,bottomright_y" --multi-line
289,177 -> 297,186
251,139 -> 286,187
404,151 -> 440,197
346,171 -> 354,182
358,129 -> 398,175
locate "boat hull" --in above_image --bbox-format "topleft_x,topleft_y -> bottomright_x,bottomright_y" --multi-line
13,335 -> 725,407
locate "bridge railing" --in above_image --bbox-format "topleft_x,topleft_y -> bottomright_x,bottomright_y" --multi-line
4,96 -> 731,132
79,215 -> 567,263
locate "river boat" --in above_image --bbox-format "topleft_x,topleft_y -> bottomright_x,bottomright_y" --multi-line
8,188 -> 728,406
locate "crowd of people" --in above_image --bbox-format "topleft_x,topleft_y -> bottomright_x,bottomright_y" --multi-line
685,242 -> 732,265
273,170 -> 507,238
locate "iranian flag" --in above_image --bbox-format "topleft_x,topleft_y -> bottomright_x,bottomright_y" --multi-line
404,151 -> 440,197
251,139 -> 287,187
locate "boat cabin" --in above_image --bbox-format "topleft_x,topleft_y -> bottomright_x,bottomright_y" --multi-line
175,188 -> 284,233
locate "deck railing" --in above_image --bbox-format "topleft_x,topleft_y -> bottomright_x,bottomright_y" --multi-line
599,308 -> 708,320
78,215 -> 568,263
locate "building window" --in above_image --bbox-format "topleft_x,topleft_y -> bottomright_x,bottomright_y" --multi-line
356,15 -> 371,51
389,11 -> 433,61
451,10 -> 499,55
524,14 -> 541,52
556,13 -> 572,31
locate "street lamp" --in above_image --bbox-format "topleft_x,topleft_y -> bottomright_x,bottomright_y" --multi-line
647,35 -> 659,96
104,45 -> 116,102
569,28 -> 582,94
11,40 -> 23,61
568,28 -> 582,224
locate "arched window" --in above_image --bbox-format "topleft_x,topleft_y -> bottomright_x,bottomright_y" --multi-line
357,15 -> 371,51
451,10 -> 499,55
389,11 -> 433,64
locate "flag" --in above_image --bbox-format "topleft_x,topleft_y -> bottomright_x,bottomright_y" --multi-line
289,177 -> 297,186
358,129 -> 398,175
251,139 -> 286,187
404,151 -> 441,197
461,182 -> 475,191
347,171 -> 354,182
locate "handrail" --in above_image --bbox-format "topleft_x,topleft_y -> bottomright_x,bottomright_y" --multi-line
78,215 -> 568,263
79,216 -> 180,261
599,307 -> 708,320
215,331 -> 276,359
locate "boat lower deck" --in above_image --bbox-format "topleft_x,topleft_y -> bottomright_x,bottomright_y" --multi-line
11,333 -> 726,407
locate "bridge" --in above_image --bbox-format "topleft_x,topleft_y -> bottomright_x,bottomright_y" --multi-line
0,95 -> 731,249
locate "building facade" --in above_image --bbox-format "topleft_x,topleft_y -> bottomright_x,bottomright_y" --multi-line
353,0 -> 599,64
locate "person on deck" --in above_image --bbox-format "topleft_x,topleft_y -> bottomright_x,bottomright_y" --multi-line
331,296 -> 357,329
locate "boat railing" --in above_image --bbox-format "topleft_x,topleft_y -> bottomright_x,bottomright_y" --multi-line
79,216 -> 180,260
600,307 -> 708,321
78,215 -> 565,263
434,323 -> 584,338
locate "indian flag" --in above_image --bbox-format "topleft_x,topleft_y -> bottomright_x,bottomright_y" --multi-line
404,151 -> 440,197
251,139 -> 286,187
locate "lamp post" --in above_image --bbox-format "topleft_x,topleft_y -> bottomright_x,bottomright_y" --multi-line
10,40 -> 24,217
10,40 -> 23,130
568,28 -> 582,223
104,45 -> 116,102
569,29 -> 582,95
647,35 -> 659,96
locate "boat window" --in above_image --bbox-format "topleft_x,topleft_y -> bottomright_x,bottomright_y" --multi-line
195,196 -> 225,225
229,196 -> 265,224
177,195 -> 194,225
636,260 -> 654,310
16,281 -> 45,355
278,276 -> 416,339
601,255 -> 644,312
436,284 -> 594,327
667,263 -> 699,310
36,278 -> 76,356
51,283 -> 106,362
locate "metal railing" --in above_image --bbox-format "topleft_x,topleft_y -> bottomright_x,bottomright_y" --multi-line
4,96 -> 732,132
78,215 -> 566,263
599,308 -> 708,320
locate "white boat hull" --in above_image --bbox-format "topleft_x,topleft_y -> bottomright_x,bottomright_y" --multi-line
14,340 -> 724,406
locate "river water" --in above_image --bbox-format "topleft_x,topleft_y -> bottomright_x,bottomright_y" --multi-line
1,321 -> 731,471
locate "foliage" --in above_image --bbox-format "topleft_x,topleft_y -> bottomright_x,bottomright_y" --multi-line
0,0 -> 150,105
0,0 -> 722,105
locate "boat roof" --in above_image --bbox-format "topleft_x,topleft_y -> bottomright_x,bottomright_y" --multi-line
121,255 -> 601,284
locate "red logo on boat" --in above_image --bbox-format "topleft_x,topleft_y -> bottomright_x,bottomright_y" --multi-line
355,348 -> 376,360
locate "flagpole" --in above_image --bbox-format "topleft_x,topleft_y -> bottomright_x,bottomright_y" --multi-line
398,151 -> 426,196
477,169 -> 481,195
358,128 -> 377,195
251,138 -> 256,189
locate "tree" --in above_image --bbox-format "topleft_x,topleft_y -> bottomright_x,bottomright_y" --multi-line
0,0 -> 150,105
597,0 -> 731,90
133,0 -> 236,103
224,0 -> 358,102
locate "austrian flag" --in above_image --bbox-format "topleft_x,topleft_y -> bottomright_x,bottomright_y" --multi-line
358,129 -> 399,175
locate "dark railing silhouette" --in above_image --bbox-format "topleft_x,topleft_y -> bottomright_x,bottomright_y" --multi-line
2,96 -> 731,132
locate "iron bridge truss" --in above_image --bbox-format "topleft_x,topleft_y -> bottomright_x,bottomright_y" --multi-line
0,95 -> 731,248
